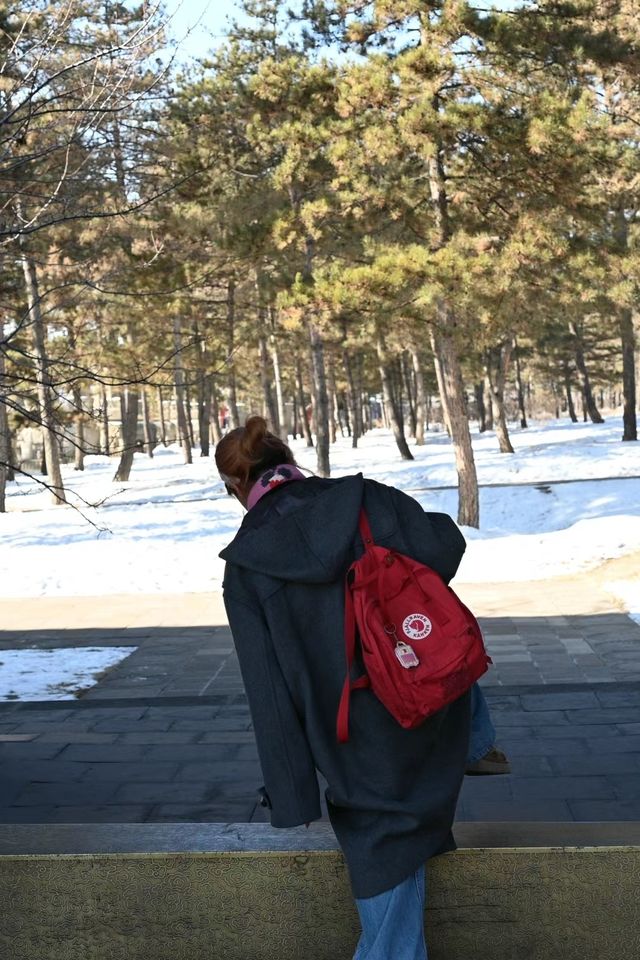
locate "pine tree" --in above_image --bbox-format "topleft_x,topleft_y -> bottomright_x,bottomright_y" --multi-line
1,0 -> 171,495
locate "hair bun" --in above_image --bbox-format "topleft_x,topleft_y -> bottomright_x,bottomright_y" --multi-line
241,415 -> 268,458
214,413 -> 296,488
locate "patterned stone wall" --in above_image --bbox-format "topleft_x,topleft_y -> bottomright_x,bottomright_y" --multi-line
1,847 -> 639,960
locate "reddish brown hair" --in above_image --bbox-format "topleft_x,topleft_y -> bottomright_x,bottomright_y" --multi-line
215,415 -> 296,488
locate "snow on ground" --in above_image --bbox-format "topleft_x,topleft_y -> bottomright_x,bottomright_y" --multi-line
1,417 -> 639,598
0,647 -> 137,701
605,581 -> 640,626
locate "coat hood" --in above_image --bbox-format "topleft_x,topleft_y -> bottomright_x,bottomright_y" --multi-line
219,473 -> 365,584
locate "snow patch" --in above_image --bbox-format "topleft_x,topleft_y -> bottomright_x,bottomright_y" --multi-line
605,580 -> 640,626
0,646 -> 137,701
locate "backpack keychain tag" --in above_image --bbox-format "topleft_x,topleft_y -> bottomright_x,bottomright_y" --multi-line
395,641 -> 420,669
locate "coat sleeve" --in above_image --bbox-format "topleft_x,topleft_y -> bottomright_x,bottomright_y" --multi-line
222,582 -> 321,828
388,486 -> 467,584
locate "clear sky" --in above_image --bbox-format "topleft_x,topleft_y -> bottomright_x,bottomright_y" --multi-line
162,0 -> 524,64
163,0 -> 248,61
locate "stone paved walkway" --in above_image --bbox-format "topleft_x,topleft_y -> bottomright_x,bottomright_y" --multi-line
1,605 -> 639,824
2,610 -> 639,702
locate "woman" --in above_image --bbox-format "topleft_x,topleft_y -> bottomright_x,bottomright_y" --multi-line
217,416 -> 504,960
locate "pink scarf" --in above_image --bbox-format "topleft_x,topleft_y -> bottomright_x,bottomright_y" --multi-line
246,463 -> 306,511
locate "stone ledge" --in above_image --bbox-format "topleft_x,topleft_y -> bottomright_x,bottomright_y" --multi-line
1,820 -> 640,854
1,824 -> 639,960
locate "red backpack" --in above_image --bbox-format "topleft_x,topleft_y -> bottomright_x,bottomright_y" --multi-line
337,509 -> 491,742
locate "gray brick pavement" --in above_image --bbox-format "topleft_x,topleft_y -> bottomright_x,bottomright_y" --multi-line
0,613 -> 639,824
0,680 -> 638,824
2,612 -> 640,701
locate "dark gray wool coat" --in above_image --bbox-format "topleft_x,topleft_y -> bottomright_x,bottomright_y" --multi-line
220,473 -> 472,899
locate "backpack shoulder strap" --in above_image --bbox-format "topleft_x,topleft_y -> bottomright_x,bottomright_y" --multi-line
337,577 -> 370,743
337,510 -> 375,744
358,508 -> 375,549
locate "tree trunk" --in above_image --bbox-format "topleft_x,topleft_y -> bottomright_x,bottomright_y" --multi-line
431,323 -> 480,528
269,309 -> 288,442
308,323 -> 330,476
483,375 -> 494,430
173,317 -> 192,465
613,208 -> 636,440
426,117 -> 479,523
20,254 -> 66,503
562,362 -> 578,422
258,287 -> 278,432
327,387 -> 336,445
226,279 -> 240,429
0,350 -> 9,513
380,393 -> 390,429
326,350 -> 338,445
432,346 -> 452,437
402,352 -> 417,439
362,396 -> 372,432
113,387 -> 140,481
72,382 -> 85,470
259,336 -> 278,430
353,353 -> 368,435
302,232 -> 330,475
339,390 -> 349,437
485,342 -> 515,454
140,389 -> 154,458
343,387 -> 353,440
343,349 -> 360,448
474,382 -> 487,432
362,396 -> 371,432
570,321 -> 604,423
197,372 -> 212,457
305,356 -> 317,436
411,349 -> 426,445
620,308 -> 637,441
199,326 -> 220,448
109,117 -> 141,482
513,337 -> 528,429
112,325 -> 140,481
184,381 -> 195,449
101,385 -> 111,454
209,374 -> 222,445
393,356 -> 406,427
157,386 -> 168,447
295,355 -> 313,447
376,335 -> 414,460
67,325 -> 85,470
270,342 -> 288,440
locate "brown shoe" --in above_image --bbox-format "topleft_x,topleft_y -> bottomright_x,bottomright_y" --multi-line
465,746 -> 511,776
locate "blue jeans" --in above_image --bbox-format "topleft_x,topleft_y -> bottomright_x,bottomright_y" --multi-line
467,682 -> 496,763
354,866 -> 427,960
353,684 -> 495,959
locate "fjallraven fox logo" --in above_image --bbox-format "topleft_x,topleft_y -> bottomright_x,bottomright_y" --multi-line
403,613 -> 432,640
